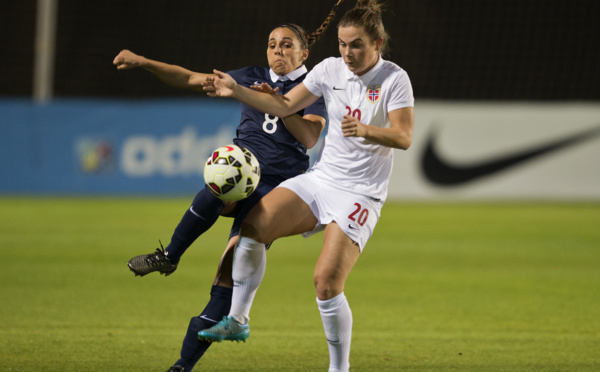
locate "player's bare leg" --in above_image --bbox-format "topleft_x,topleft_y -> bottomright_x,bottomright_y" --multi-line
198,188 -> 317,342
315,223 -> 360,372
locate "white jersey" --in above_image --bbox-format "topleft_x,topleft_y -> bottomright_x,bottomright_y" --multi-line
302,56 -> 414,201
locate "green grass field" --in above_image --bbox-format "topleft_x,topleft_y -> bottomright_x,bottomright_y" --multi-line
1,197 -> 599,371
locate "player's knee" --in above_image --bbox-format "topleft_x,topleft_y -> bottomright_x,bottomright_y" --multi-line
240,219 -> 274,244
313,273 -> 342,300
240,220 -> 263,242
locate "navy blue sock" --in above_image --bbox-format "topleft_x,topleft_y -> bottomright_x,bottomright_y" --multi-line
165,188 -> 224,264
174,285 -> 233,371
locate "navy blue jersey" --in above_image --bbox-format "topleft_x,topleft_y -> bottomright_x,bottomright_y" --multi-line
227,66 -> 327,180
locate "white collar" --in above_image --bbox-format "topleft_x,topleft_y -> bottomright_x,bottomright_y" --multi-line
344,55 -> 384,84
269,65 -> 308,83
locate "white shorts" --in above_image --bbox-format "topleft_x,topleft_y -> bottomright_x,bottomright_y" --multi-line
277,170 -> 384,251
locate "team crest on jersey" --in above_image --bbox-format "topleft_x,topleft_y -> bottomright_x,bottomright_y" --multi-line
367,85 -> 381,103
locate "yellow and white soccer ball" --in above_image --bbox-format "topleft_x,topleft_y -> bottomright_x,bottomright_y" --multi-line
203,144 -> 260,202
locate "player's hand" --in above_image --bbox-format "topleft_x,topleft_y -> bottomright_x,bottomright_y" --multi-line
250,82 -> 280,94
203,69 -> 236,98
113,49 -> 142,70
341,115 -> 367,138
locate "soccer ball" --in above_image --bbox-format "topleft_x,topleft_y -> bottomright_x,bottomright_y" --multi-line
203,144 -> 260,202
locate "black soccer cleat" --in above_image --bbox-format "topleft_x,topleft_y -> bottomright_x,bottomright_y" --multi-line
127,242 -> 177,277
166,365 -> 185,372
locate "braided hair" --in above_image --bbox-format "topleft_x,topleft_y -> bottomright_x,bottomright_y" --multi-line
276,0 -> 346,50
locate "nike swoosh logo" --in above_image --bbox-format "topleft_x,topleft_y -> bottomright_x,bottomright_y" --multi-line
333,86 -> 345,90
200,315 -> 219,323
189,206 -> 201,217
421,124 -> 600,186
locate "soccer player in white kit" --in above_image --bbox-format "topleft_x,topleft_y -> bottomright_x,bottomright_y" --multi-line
200,1 -> 415,371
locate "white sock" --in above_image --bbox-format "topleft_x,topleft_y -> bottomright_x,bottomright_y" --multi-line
229,236 -> 266,325
317,292 -> 353,372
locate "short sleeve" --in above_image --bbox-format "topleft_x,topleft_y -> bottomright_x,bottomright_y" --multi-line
302,60 -> 326,97
387,70 -> 415,112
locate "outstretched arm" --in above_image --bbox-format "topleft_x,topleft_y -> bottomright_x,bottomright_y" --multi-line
204,70 -> 319,118
113,49 -> 212,91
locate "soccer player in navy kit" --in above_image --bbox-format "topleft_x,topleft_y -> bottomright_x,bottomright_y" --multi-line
113,3 -> 343,370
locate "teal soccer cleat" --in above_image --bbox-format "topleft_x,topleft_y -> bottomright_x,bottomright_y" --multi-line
198,316 -> 250,343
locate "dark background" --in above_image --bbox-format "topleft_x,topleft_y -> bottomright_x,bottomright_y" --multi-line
2,0 -> 599,100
